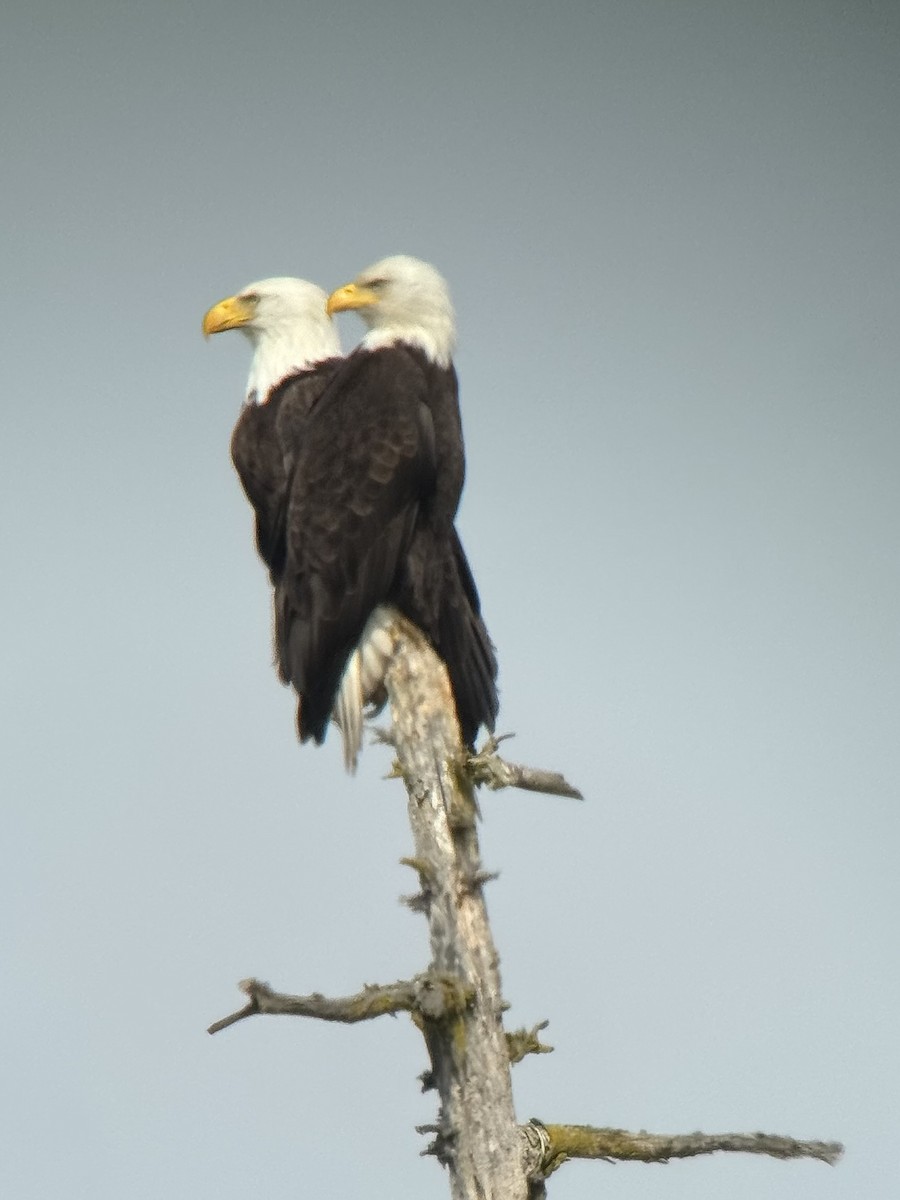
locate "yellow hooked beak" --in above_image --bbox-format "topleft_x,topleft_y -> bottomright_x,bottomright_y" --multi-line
326,282 -> 380,316
201,294 -> 258,338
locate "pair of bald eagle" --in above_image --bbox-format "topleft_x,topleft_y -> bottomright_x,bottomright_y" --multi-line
203,256 -> 498,770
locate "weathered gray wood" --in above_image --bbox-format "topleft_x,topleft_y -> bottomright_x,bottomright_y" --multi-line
467,734 -> 584,800
384,616 -> 528,1200
206,973 -> 469,1035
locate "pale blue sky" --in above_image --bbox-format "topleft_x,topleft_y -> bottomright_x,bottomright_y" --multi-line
3,2 -> 898,1197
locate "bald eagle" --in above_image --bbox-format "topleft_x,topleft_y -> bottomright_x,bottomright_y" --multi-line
203,259 -> 497,769
202,280 -> 342,582
324,256 -> 498,753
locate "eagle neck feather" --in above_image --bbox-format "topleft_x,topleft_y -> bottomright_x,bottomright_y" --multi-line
246,323 -> 339,404
360,326 -> 454,370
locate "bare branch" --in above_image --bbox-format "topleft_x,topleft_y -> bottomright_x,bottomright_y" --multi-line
506,1020 -> 554,1064
207,972 -> 470,1036
467,734 -> 584,800
524,1121 -> 844,1176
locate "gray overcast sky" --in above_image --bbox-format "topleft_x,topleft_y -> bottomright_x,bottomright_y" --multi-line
3,1 -> 898,1197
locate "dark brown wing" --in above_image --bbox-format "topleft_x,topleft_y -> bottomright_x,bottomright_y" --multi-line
230,359 -> 342,580
230,392 -> 286,577
385,351 -> 498,745
277,348 -> 437,742
441,527 -> 499,745
396,523 -> 499,747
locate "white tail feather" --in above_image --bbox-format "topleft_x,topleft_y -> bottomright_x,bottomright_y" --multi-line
334,648 -> 363,772
333,606 -> 399,772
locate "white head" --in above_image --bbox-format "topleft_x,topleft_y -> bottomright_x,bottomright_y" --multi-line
326,255 -> 456,368
202,277 -> 341,403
